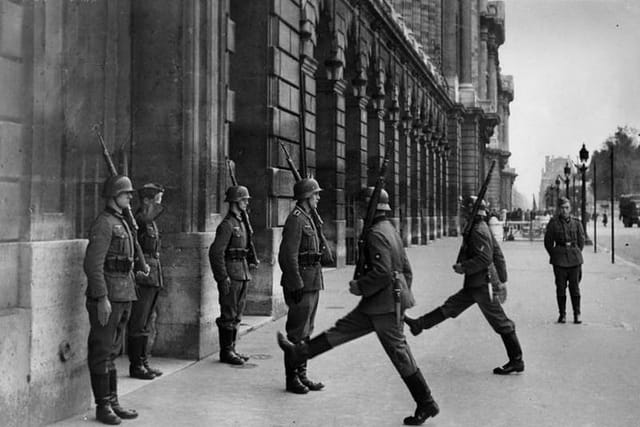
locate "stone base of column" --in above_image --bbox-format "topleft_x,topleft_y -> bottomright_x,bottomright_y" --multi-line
436,216 -> 443,238
411,216 -> 422,245
448,215 -> 460,237
459,83 -> 477,107
428,216 -> 437,240
421,214 -> 429,244
401,216 -> 412,247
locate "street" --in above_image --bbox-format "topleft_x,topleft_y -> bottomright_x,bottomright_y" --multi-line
52,237 -> 640,427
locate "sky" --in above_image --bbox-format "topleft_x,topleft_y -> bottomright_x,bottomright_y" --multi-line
500,0 -> 640,208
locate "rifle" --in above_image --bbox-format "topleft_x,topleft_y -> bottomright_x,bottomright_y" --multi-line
461,159 -> 497,241
226,158 -> 259,266
279,142 -> 334,265
92,125 -> 148,272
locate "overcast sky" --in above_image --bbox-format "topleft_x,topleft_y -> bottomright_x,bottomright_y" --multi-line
500,0 -> 640,207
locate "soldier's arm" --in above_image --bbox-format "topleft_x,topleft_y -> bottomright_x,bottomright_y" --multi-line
209,222 -> 232,283
402,251 -> 413,289
83,218 -> 111,299
543,220 -> 554,254
459,227 -> 492,275
279,215 -> 304,291
355,231 -> 393,297
491,235 -> 508,282
576,220 -> 585,251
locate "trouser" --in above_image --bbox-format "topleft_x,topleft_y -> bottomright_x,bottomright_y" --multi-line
87,299 -> 132,374
322,308 -> 418,377
440,285 -> 515,335
285,290 -> 320,344
128,286 -> 160,337
216,279 -> 248,331
553,265 -> 582,315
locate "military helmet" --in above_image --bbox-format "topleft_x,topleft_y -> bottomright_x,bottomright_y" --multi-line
460,195 -> 488,215
138,183 -> 165,200
361,186 -> 392,211
225,185 -> 251,202
102,175 -> 134,198
294,178 -> 322,201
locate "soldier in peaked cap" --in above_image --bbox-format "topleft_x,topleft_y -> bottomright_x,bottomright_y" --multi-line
278,177 -> 326,394
84,175 -> 149,425
405,195 -> 525,376
127,183 -> 165,380
209,185 -> 257,365
277,188 -> 440,425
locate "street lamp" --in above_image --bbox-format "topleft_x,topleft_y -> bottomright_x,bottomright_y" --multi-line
578,143 -> 593,245
555,176 -> 561,206
563,161 -> 571,199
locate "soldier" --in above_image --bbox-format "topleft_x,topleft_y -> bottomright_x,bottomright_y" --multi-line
277,188 -> 439,426
404,196 -> 525,376
544,197 -> 585,324
127,183 -> 165,379
209,185 -> 257,365
84,175 -> 149,425
278,177 -> 325,394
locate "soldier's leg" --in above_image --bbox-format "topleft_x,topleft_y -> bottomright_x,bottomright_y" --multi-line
108,301 -> 138,420
127,287 -> 156,379
405,288 -> 474,336
141,287 -> 163,375
298,291 -> 323,391
231,280 -> 250,361
282,291 -> 318,393
371,313 -> 439,426
553,266 -> 568,323
568,266 -> 582,323
217,281 -> 244,365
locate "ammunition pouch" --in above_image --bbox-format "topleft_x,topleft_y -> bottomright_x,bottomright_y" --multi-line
104,256 -> 134,273
225,248 -> 248,261
298,252 -> 322,266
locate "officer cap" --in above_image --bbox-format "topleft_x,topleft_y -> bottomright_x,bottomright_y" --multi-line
225,185 -> 251,203
138,183 -> 165,200
360,186 -> 392,211
557,197 -> 570,207
294,178 -> 322,201
102,175 -> 134,198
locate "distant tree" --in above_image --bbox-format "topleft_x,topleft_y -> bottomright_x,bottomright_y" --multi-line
590,126 -> 640,200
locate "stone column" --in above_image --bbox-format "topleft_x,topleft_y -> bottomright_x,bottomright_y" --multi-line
479,27 -> 488,100
411,121 -> 423,244
459,0 -> 475,105
385,78 -> 401,230
488,35 -> 498,109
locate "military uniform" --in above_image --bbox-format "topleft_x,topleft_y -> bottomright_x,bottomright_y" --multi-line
209,210 -> 252,364
544,214 -> 585,322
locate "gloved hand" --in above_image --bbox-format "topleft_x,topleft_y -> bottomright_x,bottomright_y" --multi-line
492,282 -> 507,304
288,288 -> 304,304
349,280 -> 362,296
452,263 -> 464,274
220,277 -> 231,296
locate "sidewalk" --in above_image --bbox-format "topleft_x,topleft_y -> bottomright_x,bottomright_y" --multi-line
52,237 -> 640,427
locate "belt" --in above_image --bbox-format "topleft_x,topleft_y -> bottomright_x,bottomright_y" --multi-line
225,248 -> 248,261
299,253 -> 321,266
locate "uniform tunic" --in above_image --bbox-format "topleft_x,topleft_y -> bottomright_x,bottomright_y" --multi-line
544,215 -> 585,297
209,212 -> 252,330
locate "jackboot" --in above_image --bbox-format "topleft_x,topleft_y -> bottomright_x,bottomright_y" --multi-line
571,295 -> 582,324
493,331 -> 525,375
297,361 -> 324,391
401,369 -> 439,425
128,336 -> 156,379
276,332 -> 332,367
232,328 -> 250,361
404,308 -> 446,336
140,336 -> 163,376
285,354 -> 308,394
219,327 -> 244,365
108,369 -> 138,419
556,295 -> 567,323
90,373 -> 121,425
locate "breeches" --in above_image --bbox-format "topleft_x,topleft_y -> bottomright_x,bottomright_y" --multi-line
553,265 -> 581,297
87,300 -> 131,374
128,286 -> 160,337
440,286 -> 515,335
217,279 -> 249,330
285,290 -> 320,343
323,308 -> 418,378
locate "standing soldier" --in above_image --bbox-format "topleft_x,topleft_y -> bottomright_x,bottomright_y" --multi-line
128,183 -> 165,379
84,175 -> 148,425
278,177 -> 325,394
544,197 -> 585,324
209,185 -> 257,365
277,188 -> 439,425
404,196 -> 525,376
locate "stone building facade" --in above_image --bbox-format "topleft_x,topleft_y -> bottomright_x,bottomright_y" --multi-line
0,0 -> 515,424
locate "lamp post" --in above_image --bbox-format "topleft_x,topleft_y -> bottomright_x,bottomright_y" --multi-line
563,161 -> 571,199
578,143 -> 592,245
555,177 -> 561,207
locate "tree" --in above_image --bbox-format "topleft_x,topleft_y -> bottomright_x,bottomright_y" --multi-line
590,126 -> 640,200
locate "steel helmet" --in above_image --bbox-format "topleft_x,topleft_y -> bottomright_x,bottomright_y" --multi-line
293,178 -> 322,201
138,183 -> 165,200
102,175 -> 134,198
361,187 -> 392,211
460,195 -> 488,215
225,185 -> 251,203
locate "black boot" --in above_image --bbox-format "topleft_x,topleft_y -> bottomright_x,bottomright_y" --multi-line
297,361 -> 324,391
401,369 -> 439,425
285,354 -> 309,394
571,295 -> 582,324
276,332 -> 332,367
556,295 -> 567,323
140,336 -> 163,376
90,373 -> 121,425
232,328 -> 250,361
493,331 -> 525,375
128,336 -> 156,379
404,308 -> 446,336
219,327 -> 244,365
108,370 -> 138,419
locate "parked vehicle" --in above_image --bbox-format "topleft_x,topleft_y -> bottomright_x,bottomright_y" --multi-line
619,194 -> 640,227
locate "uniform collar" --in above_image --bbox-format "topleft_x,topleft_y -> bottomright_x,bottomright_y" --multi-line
105,206 -> 125,219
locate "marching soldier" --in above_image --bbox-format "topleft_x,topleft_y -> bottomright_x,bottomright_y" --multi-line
278,177 -> 326,394
84,175 -> 148,425
209,185 -> 257,365
128,183 -> 165,379
404,196 -> 525,376
544,196 -> 585,324
277,188 -> 440,426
